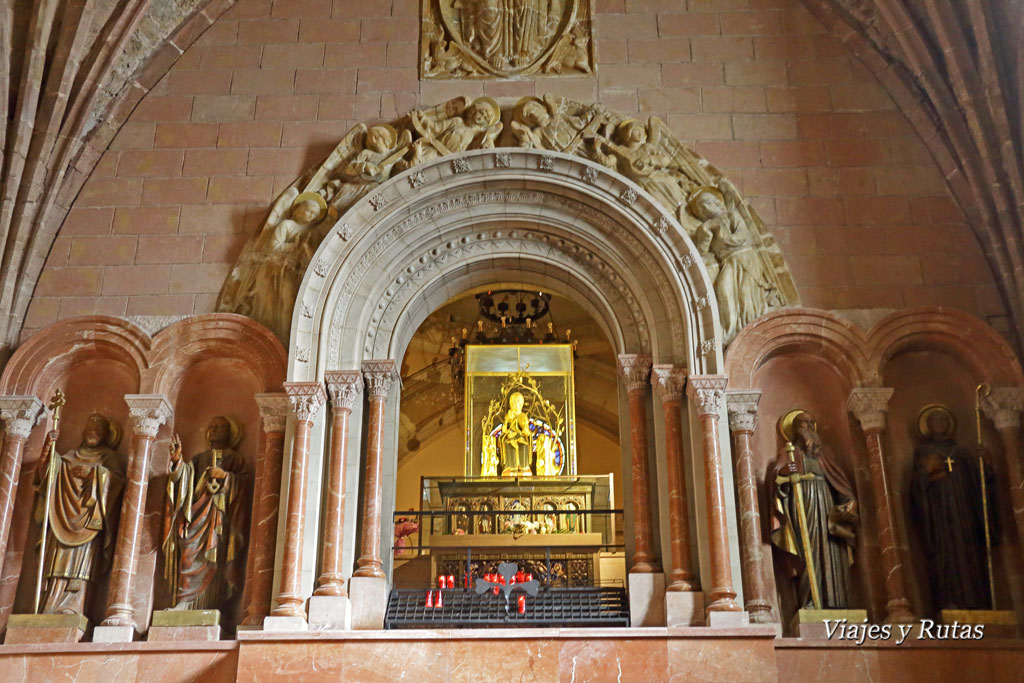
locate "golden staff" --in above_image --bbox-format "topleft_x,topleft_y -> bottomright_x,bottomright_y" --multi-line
975,383 -> 996,608
777,441 -> 822,610
34,389 -> 66,614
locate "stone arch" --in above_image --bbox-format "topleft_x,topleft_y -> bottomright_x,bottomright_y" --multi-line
292,148 -> 722,378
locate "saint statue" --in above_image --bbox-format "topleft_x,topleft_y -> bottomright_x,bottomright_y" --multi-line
163,416 -> 249,611
771,410 -> 858,610
34,413 -> 123,616
511,95 -> 601,154
499,391 -> 533,476
910,405 -> 999,611
401,97 -> 502,169
689,181 -> 780,342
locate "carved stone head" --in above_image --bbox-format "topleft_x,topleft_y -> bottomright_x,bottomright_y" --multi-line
615,120 -> 647,147
516,98 -> 550,128
366,124 -> 398,154
688,186 -> 726,221
465,97 -> 500,128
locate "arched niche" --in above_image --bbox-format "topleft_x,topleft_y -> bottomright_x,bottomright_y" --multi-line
286,147 -> 745,612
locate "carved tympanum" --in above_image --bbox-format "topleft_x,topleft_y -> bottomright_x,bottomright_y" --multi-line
420,0 -> 595,79
216,96 -> 798,345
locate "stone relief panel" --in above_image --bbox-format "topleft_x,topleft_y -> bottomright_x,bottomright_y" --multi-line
216,96 -> 799,347
420,0 -> 595,79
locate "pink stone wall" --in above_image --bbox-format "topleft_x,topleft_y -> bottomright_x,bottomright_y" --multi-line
22,0 -> 1006,341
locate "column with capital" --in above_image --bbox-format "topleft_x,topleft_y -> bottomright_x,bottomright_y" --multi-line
619,354 -> 660,574
981,387 -> 1024,551
241,393 -> 289,626
95,395 -> 173,641
687,375 -> 743,620
725,390 -> 773,624
0,397 -> 44,579
309,371 -> 363,630
847,387 -> 914,623
350,360 -> 396,629
267,381 -> 326,628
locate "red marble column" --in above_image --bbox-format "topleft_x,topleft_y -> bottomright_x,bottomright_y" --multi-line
847,387 -> 915,624
271,382 -> 327,619
725,390 -> 773,623
651,365 -> 696,590
315,371 -> 363,596
618,354 -> 660,573
354,360 -> 396,579
0,397 -> 44,577
981,387 -> 1024,550
101,395 -> 172,628
242,393 -> 289,626
687,375 -> 741,613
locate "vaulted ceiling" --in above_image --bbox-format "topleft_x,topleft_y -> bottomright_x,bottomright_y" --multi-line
0,0 -> 1021,366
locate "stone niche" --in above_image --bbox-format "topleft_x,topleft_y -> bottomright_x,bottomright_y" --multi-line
725,306 -> 1024,635
0,313 -> 286,640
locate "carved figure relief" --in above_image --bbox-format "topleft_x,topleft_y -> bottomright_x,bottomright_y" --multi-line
218,96 -> 798,347
421,0 -> 595,79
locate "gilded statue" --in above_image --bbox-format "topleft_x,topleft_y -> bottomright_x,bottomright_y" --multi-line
770,410 -> 858,610
163,417 -> 249,611
499,392 -> 533,476
689,181 -> 783,341
420,0 -> 595,79
910,405 -> 999,611
34,412 -> 123,616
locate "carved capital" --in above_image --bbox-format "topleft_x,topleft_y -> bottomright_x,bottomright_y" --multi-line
651,365 -> 687,404
981,386 -> 1024,431
361,360 -> 397,400
124,394 -> 173,438
283,381 -> 327,423
254,393 -> 290,434
726,390 -> 762,433
847,387 -> 894,433
686,374 -> 729,417
618,354 -> 653,393
325,370 -> 363,411
0,396 -> 45,440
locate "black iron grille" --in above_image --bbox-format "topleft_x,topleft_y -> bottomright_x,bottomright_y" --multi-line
384,587 -> 629,629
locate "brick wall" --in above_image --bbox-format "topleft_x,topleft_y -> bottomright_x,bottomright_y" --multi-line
22,0 -> 1006,339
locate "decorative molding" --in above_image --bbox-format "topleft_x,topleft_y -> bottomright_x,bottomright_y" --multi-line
651,365 -> 687,404
325,371 -> 363,411
618,354 -> 653,393
451,157 -> 470,174
539,155 -> 555,171
408,170 -> 427,189
336,223 -> 354,241
254,393 -> 290,434
687,375 -> 729,416
846,387 -> 894,433
124,394 -> 173,438
620,188 -> 638,205
494,152 -> 511,168
369,193 -> 389,211
725,390 -> 762,433
980,387 -> 1024,432
313,259 -> 329,277
581,166 -> 599,184
283,381 -> 327,423
699,338 -> 716,356
362,360 -> 398,400
127,315 -> 189,337
0,396 -> 45,440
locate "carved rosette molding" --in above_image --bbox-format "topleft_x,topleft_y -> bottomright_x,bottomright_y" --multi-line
725,390 -> 762,433
254,393 -> 290,434
325,371 -> 364,411
283,382 -> 327,423
0,396 -> 45,440
981,387 -> 1024,432
846,387 -> 894,433
686,375 -> 729,417
362,360 -> 398,400
651,365 -> 687,404
124,395 -> 173,438
618,354 -> 653,393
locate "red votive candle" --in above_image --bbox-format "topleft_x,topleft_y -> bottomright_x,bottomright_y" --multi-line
437,575 -> 446,589
425,590 -> 433,608
435,590 -> 444,608
517,595 -> 526,614
447,575 -> 455,589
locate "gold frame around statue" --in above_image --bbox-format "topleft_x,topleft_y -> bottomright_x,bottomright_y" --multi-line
463,344 -> 577,477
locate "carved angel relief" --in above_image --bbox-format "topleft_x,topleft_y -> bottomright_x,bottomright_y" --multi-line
420,0 -> 595,79
216,95 -> 798,346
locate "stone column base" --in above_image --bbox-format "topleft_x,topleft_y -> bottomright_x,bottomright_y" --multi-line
350,576 -> 388,630
665,590 -> 705,627
92,624 -> 136,642
707,610 -> 750,628
308,595 -> 352,630
4,614 -> 88,644
263,616 -> 308,632
628,572 -> 666,627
